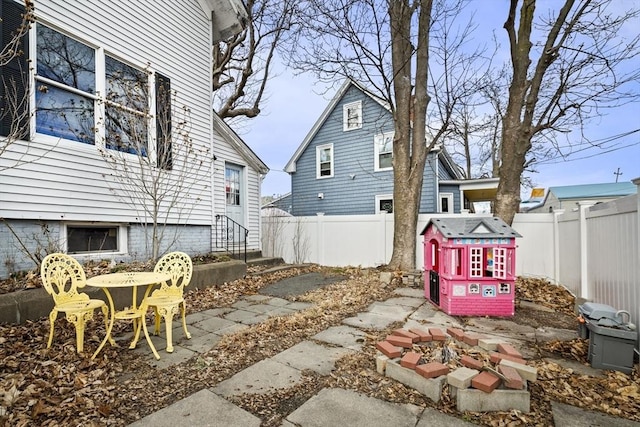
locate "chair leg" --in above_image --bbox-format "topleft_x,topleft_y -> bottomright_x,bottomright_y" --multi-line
164,312 -> 174,353
47,310 -> 57,349
181,302 -> 191,339
67,311 -> 91,353
153,307 -> 161,336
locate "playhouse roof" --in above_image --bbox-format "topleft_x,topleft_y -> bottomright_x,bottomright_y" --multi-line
421,217 -> 522,238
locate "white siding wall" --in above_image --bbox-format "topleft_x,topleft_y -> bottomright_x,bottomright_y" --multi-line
211,131 -> 263,251
0,0 -> 213,225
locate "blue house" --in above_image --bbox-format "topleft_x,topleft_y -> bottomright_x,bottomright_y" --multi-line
284,79 -> 498,216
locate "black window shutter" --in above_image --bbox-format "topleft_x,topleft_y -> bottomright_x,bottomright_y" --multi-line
155,73 -> 172,169
0,0 -> 29,139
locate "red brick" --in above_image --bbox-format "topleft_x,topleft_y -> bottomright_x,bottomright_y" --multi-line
408,328 -> 432,342
429,328 -> 447,341
497,343 -> 523,359
400,351 -> 422,369
462,332 -> 484,346
416,362 -> 450,379
376,341 -> 402,358
392,329 -> 420,343
446,327 -> 465,341
471,371 -> 501,393
386,335 -> 413,349
490,352 -> 526,365
498,365 -> 524,390
460,355 -> 484,370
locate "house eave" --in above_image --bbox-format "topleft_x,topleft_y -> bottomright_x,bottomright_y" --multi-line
212,113 -> 269,174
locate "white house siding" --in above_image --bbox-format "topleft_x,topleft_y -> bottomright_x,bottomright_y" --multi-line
211,131 -> 264,251
0,0 -> 219,277
0,0 -> 213,224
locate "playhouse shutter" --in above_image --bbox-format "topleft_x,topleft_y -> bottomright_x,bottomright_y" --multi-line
155,72 -> 172,169
0,0 -> 29,139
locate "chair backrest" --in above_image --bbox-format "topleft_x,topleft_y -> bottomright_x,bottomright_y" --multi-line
153,251 -> 193,296
40,253 -> 89,305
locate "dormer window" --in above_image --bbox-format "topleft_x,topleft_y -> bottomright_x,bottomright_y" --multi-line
343,101 -> 362,131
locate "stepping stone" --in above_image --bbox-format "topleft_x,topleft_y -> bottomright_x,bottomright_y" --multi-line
286,388 -> 419,427
128,389 -> 260,427
212,359 -> 302,396
272,340 -> 353,375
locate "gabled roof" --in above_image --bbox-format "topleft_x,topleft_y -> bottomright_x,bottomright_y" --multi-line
548,182 -> 637,200
284,79 -> 389,173
421,217 -> 522,238
212,113 -> 269,174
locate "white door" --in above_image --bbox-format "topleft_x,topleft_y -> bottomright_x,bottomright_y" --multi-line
225,163 -> 245,243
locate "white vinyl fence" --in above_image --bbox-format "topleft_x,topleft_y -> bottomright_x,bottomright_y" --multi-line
262,179 -> 640,334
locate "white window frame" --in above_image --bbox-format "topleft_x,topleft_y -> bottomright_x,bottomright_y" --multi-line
469,247 -> 483,278
30,22 -> 157,159
60,222 -> 128,258
374,132 -> 393,171
316,143 -> 334,179
343,100 -> 362,131
375,194 -> 393,214
439,193 -> 454,213
493,248 -> 507,279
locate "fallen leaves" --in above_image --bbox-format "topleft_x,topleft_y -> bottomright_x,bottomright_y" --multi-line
0,268 -> 638,426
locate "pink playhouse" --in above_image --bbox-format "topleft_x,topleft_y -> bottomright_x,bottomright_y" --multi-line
421,217 -> 521,317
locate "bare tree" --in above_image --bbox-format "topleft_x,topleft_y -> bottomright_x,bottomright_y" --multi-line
496,0 -> 640,224
212,0 -> 300,121
98,71 -> 211,261
286,0 -> 482,270
0,0 -> 34,169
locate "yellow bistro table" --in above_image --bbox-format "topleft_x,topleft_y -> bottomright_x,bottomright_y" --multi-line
87,271 -> 170,360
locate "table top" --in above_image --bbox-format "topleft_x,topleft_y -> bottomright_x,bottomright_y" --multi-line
87,271 -> 170,288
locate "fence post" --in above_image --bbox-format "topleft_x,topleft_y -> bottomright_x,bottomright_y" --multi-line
578,201 -> 594,300
316,213 -> 325,265
552,209 -> 564,285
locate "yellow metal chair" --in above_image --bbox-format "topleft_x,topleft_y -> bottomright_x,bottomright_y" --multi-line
40,253 -> 109,353
144,251 -> 193,353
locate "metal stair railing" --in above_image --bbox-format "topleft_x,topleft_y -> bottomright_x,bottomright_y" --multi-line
214,214 -> 249,262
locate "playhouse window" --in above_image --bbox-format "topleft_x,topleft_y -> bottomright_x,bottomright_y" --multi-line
493,248 -> 507,279
450,248 -> 462,276
470,248 -> 483,277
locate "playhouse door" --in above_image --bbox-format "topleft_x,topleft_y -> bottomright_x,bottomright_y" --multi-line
429,271 -> 440,305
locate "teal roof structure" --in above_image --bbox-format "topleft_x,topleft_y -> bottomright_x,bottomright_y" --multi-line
549,182 -> 637,200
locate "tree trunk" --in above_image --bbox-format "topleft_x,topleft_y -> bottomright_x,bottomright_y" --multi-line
387,0 -> 431,270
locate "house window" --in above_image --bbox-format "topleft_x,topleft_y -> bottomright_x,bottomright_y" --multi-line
33,23 -> 169,160
35,25 -> 96,144
316,144 -> 333,178
439,193 -> 454,213
225,167 -> 241,205
375,195 -> 393,213
374,132 -> 393,171
343,100 -> 362,131
104,55 -> 149,155
65,224 -> 122,254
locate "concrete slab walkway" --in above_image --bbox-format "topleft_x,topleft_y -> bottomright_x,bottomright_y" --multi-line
128,281 -> 639,427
